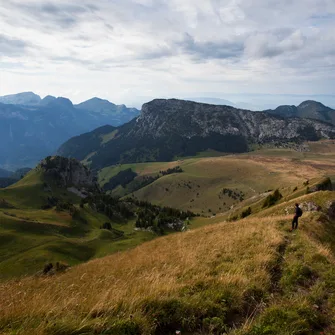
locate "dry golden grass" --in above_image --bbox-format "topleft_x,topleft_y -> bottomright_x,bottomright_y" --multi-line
0,217 -> 284,334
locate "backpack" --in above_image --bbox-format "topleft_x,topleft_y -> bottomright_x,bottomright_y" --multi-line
297,207 -> 303,217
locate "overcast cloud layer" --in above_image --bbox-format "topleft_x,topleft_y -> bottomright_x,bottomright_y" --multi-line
0,0 -> 335,108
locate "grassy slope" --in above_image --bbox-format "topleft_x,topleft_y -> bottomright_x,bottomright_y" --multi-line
0,170 -> 155,280
98,141 -> 335,214
0,191 -> 334,334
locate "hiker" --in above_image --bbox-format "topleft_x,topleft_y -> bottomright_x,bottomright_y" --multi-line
291,203 -> 302,231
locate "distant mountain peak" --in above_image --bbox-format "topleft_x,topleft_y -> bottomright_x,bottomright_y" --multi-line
265,100 -> 334,125
56,97 -> 73,105
0,92 -> 41,106
76,97 -> 117,109
43,95 -> 56,100
40,95 -> 57,106
46,97 -> 73,109
90,97 -> 110,103
298,100 -> 326,109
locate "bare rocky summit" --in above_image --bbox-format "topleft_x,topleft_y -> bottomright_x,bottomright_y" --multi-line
136,99 -> 334,141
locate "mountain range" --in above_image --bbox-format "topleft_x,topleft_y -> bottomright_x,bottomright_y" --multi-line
58,98 -> 335,170
0,92 -> 139,170
0,168 -> 12,178
1,92 -> 335,171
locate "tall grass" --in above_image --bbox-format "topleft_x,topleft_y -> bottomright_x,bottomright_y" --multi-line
0,217 -> 283,334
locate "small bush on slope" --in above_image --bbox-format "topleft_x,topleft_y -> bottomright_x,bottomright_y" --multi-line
262,189 -> 283,208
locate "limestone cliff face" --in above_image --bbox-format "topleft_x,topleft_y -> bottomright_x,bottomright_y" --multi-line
38,156 -> 97,189
134,99 -> 335,142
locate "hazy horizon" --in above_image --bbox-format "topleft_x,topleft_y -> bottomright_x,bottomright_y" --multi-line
1,90 -> 335,110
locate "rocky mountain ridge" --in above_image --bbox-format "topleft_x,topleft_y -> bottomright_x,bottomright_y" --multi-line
134,99 -> 334,140
264,100 -> 335,125
58,99 -> 335,169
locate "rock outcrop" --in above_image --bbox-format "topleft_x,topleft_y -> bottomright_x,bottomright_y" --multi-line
326,201 -> 335,220
38,156 -> 98,191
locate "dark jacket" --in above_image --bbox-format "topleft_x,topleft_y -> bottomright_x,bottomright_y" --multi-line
295,206 -> 302,217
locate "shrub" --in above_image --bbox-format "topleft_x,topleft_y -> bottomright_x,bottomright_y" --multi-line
102,222 -> 112,230
43,263 -> 53,274
281,264 -> 317,288
241,207 -> 252,218
103,168 -> 137,191
160,166 -> 183,176
55,262 -> 69,272
262,189 -> 282,208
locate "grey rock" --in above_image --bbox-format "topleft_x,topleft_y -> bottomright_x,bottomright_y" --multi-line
326,201 -> 335,219
135,99 -> 335,141
38,156 -> 98,190
300,202 -> 321,212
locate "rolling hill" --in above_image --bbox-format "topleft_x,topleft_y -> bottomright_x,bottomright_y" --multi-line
0,157 -> 141,279
0,156 -> 195,280
97,140 -> 335,214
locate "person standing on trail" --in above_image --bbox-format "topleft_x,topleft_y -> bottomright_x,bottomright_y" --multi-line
291,203 -> 302,231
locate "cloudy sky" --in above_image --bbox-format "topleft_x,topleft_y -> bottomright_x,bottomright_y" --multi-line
1,0 -> 335,108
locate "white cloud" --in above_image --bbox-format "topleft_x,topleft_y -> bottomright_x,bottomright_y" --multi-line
0,0 -> 334,107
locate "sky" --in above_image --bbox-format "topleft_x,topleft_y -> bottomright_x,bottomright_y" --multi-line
1,0 -> 335,109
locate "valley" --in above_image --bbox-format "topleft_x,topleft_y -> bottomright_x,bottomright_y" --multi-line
98,140 -> 335,215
